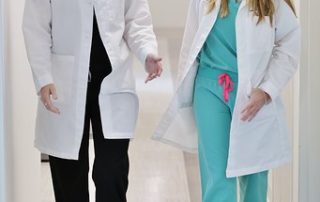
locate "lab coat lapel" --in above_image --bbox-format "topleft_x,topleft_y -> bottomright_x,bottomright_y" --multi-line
181,0 -> 221,82
186,0 -> 246,80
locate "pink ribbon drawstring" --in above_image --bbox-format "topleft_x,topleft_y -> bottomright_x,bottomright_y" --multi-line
218,73 -> 234,103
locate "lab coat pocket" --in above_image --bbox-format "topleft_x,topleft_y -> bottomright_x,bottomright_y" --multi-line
244,90 -> 277,122
99,90 -> 139,138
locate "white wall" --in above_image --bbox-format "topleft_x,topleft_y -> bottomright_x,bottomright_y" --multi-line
4,0 -> 41,201
299,0 -> 320,201
0,0 -> 7,201
148,0 -> 188,29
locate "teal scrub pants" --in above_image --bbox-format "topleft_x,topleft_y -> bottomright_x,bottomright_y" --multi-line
193,67 -> 268,202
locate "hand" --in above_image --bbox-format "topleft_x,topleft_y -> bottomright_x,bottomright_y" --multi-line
145,54 -> 163,83
241,88 -> 271,122
40,84 -> 60,114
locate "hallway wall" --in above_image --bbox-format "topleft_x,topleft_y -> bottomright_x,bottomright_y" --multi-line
4,0 -> 41,201
0,0 -> 7,201
299,0 -> 320,201
148,0 -> 188,29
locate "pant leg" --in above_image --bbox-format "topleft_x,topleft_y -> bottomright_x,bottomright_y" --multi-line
89,66 -> 130,202
48,68 -> 98,202
193,76 -> 237,202
49,111 -> 90,202
90,102 -> 130,202
239,171 -> 268,202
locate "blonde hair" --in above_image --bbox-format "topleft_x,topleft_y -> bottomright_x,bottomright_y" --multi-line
208,0 -> 296,24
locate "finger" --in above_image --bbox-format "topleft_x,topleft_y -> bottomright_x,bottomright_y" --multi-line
150,74 -> 158,80
248,108 -> 260,122
40,94 -> 46,105
248,105 -> 264,122
241,107 -> 249,114
248,111 -> 258,122
242,111 -> 253,121
43,94 -> 60,114
155,58 -> 162,62
244,105 -> 261,121
41,90 -> 50,106
241,106 -> 256,121
48,105 -> 60,114
157,66 -> 163,77
241,113 -> 250,121
241,102 -> 253,114
42,95 -> 51,110
152,56 -> 162,62
145,73 -> 153,83
146,73 -> 158,83
50,86 -> 58,100
149,73 -> 157,81
47,100 -> 60,114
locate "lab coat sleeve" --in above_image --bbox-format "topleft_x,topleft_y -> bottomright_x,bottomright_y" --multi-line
176,0 -> 199,86
123,0 -> 158,64
258,0 -> 301,100
22,0 -> 53,94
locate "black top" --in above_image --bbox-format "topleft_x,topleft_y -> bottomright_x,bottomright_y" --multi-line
89,13 -> 112,76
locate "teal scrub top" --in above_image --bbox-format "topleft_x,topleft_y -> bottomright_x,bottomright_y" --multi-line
198,0 -> 240,73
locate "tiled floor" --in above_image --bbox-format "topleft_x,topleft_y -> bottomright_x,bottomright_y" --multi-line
41,30 -> 202,202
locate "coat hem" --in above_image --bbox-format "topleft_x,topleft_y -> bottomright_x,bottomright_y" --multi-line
152,136 -> 198,153
226,156 -> 292,178
104,132 -> 134,139
104,136 -> 134,139
35,142 -> 79,160
35,133 -> 134,160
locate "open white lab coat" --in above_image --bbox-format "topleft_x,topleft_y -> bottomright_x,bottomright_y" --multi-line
23,0 -> 158,160
153,0 -> 300,177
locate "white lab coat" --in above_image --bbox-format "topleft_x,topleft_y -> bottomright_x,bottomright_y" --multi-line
23,0 -> 158,160
153,0 -> 300,177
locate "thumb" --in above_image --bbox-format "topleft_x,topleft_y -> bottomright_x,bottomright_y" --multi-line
154,57 -> 162,62
50,86 -> 58,100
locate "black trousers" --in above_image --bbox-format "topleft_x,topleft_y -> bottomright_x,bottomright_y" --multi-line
49,67 -> 130,202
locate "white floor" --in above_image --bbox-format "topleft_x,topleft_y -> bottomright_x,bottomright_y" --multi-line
41,30 -> 202,202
